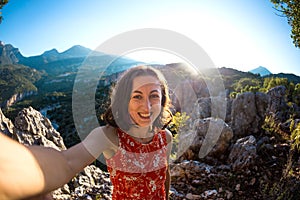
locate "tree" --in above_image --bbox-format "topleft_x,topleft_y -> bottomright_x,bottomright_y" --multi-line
0,0 -> 9,23
271,0 -> 300,48
232,77 -> 262,93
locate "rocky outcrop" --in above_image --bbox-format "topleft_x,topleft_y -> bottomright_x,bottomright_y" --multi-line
1,90 -> 37,108
13,106 -> 66,150
266,85 -> 290,123
176,118 -> 233,163
170,86 -> 300,199
0,108 -> 14,137
231,92 -> 269,138
228,135 -> 257,171
52,165 -> 112,200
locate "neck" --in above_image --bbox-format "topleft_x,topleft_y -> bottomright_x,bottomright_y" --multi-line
127,125 -> 153,139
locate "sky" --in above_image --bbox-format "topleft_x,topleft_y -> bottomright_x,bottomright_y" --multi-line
0,0 -> 299,75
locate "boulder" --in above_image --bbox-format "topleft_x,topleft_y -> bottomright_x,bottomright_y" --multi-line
231,92 -> 269,137
228,135 -> 257,171
177,118 -> 233,162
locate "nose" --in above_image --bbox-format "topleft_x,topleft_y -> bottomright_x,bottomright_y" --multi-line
142,97 -> 151,111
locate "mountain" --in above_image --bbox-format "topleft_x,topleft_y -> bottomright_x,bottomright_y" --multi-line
265,73 -> 300,84
249,66 -> 272,76
0,41 -> 24,65
60,45 -> 94,58
0,64 -> 42,107
0,42 -> 140,76
18,45 -> 95,71
39,45 -> 94,61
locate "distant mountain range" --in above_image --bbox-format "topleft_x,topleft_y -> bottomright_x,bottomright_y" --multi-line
1,41 -> 300,88
0,41 -> 100,65
0,41 -> 143,75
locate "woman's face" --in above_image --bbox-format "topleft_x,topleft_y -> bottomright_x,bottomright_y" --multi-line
128,75 -> 162,127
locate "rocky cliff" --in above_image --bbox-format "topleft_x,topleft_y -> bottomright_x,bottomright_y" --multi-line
1,90 -> 38,108
1,85 -> 300,199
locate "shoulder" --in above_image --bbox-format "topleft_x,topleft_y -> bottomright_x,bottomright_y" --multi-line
102,126 -> 119,147
82,126 -> 118,156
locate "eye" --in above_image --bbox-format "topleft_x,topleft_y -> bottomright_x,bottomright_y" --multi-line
150,93 -> 161,99
132,95 -> 143,100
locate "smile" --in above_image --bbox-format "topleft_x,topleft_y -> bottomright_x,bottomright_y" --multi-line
138,113 -> 151,119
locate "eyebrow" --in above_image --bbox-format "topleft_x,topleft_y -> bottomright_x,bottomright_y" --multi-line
132,89 -> 161,94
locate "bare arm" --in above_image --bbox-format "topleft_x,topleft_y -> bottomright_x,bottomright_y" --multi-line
0,126 -> 113,199
165,129 -> 173,199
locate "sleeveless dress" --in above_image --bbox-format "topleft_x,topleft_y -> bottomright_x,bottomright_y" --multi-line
106,128 -> 168,200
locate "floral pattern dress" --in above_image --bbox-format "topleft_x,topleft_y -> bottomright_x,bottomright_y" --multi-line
106,128 -> 168,200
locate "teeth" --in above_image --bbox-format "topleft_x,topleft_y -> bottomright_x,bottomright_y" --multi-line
139,113 -> 151,118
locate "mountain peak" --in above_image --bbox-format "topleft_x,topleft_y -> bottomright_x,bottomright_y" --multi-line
42,48 -> 59,56
60,45 -> 91,58
0,42 -> 24,65
249,66 -> 272,76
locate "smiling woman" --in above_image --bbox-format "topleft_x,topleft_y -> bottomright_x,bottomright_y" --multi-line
99,66 -> 173,199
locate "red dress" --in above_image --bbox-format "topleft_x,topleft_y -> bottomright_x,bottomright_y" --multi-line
106,128 -> 168,200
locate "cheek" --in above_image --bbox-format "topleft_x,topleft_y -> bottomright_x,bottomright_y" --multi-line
128,100 -> 137,110
151,104 -> 162,115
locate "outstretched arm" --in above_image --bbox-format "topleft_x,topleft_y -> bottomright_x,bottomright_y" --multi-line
0,126 -> 113,199
165,129 -> 173,199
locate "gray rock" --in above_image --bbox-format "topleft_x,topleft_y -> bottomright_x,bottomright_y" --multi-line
228,135 -> 257,171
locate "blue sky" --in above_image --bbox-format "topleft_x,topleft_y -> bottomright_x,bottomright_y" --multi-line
0,0 -> 299,75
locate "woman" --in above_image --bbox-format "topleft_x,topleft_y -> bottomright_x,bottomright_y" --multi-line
0,65 -> 173,200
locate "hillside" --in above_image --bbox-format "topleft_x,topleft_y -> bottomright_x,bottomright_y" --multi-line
0,64 -> 42,107
265,73 -> 300,84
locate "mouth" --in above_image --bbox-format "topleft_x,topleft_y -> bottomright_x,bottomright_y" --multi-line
138,112 -> 151,119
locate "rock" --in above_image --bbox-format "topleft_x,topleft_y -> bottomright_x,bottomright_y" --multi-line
14,106 -> 66,150
192,96 -> 232,123
231,92 -> 268,137
200,189 -> 218,199
53,165 -> 112,200
267,86 -> 287,114
228,135 -> 257,171
0,108 -> 14,137
2,91 -> 38,108
186,192 -> 202,199
177,118 -> 233,162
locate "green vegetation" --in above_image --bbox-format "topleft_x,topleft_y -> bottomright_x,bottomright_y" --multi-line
0,64 -> 42,104
168,112 -> 190,160
0,0 -> 8,23
290,120 -> 300,151
271,0 -> 300,48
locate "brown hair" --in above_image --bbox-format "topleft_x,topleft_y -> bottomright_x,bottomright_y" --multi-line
103,65 -> 172,131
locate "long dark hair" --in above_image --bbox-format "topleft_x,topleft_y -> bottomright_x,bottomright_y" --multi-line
103,65 -> 172,131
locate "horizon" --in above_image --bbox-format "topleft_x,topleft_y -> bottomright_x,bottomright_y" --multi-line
1,41 -> 298,77
0,0 -> 299,76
